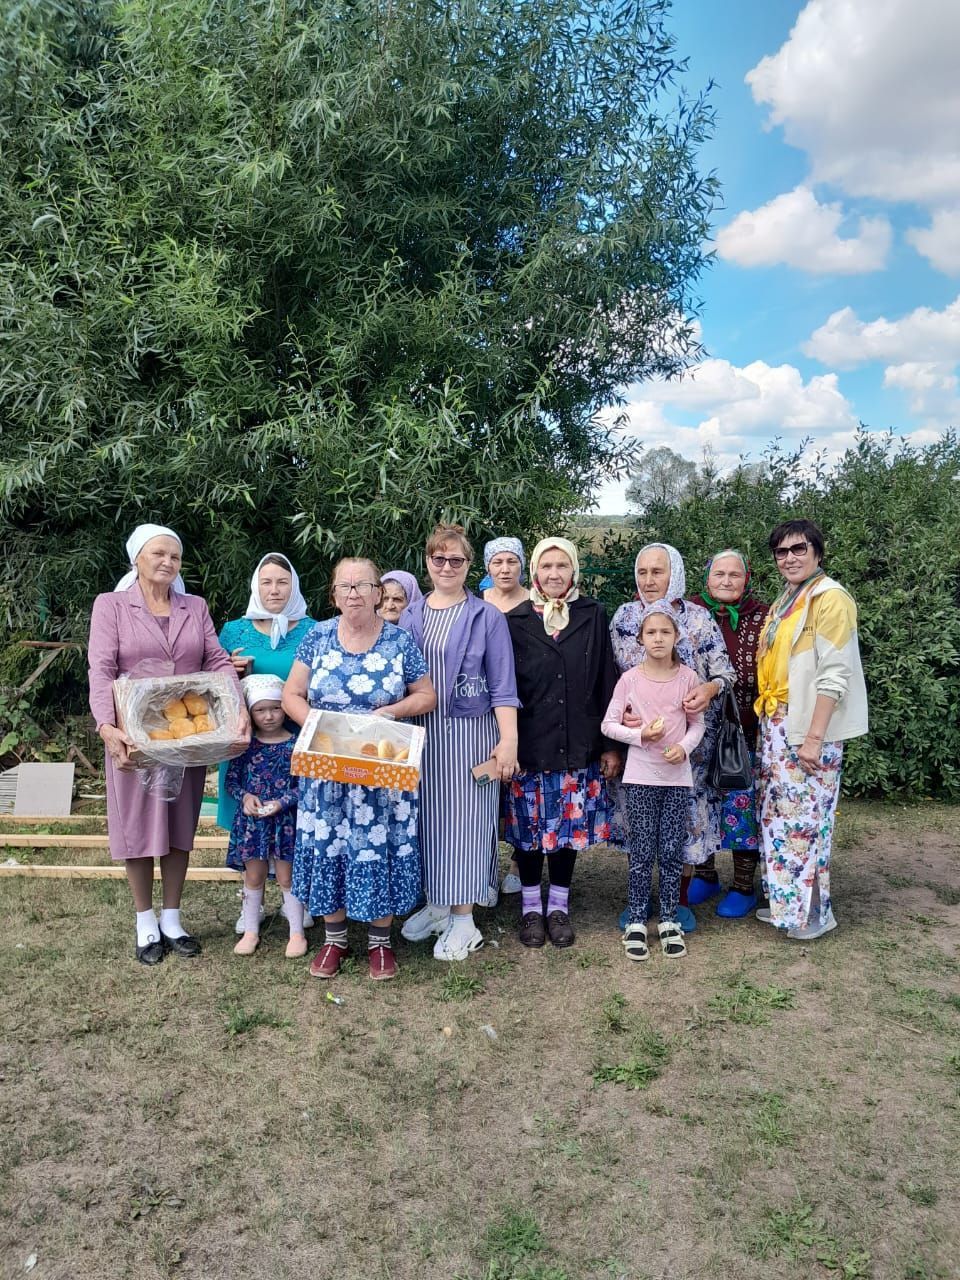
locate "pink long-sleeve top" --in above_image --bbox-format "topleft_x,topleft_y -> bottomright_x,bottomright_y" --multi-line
601,663 -> 705,787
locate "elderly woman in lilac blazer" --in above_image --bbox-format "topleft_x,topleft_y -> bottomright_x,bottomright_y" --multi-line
88,524 -> 247,965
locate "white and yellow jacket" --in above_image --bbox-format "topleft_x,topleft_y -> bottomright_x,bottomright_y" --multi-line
781,575 -> 868,746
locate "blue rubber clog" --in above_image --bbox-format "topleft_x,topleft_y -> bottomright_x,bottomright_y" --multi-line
686,877 -> 722,906
716,889 -> 758,918
676,905 -> 697,933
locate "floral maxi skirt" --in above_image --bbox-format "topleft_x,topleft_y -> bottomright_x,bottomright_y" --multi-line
756,707 -> 842,931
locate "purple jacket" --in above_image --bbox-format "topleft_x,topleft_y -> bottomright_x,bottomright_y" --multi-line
88,585 -> 239,728
399,592 -> 520,718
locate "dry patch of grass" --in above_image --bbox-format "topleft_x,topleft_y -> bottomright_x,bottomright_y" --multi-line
1,800 -> 959,1279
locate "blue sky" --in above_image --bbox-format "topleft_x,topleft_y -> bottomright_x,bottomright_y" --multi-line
593,0 -> 960,511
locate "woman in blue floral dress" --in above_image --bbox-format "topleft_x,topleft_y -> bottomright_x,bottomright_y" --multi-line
283,558 -> 436,982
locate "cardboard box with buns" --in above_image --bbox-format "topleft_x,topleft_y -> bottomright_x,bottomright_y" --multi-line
291,708 -> 424,792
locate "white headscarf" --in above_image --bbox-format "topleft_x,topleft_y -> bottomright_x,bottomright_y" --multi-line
634,542 -> 686,603
241,673 -> 285,708
244,553 -> 308,649
115,524 -> 186,593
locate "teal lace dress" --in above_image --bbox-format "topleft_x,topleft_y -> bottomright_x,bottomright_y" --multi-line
215,615 -> 317,830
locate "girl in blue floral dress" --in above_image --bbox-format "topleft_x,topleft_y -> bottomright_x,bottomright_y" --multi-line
227,674 -> 304,958
284,558 -> 436,981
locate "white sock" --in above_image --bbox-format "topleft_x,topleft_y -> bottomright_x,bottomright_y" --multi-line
242,888 -> 264,935
282,889 -> 304,935
136,909 -> 159,948
425,902 -> 449,919
448,912 -> 475,936
160,907 -> 187,939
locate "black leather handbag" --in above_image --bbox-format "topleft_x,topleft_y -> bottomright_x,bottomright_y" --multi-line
708,685 -> 753,792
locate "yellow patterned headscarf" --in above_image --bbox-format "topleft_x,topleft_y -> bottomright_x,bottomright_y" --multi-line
529,537 -> 581,635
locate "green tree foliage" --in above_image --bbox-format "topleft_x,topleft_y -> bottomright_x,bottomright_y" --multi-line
0,0 -> 716,632
625,444 -> 699,510
583,430 -> 960,798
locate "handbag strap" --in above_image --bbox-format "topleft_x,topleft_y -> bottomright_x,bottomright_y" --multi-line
721,683 -> 743,727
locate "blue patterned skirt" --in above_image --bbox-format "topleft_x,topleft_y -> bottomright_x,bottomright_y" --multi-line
503,761 -> 612,853
292,779 -> 422,922
720,749 -> 759,851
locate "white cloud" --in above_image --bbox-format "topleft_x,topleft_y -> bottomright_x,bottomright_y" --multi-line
906,210 -> 960,275
746,0 -> 960,205
716,186 -> 891,274
605,358 -> 858,472
883,362 -> 960,422
588,349 -> 954,512
803,295 -> 960,367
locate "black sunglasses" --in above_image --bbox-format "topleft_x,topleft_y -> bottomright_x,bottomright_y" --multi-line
773,541 -> 810,561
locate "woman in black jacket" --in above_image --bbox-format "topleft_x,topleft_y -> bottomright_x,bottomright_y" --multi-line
503,537 -> 622,948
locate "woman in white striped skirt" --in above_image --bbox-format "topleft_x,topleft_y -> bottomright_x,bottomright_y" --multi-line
399,523 -> 520,961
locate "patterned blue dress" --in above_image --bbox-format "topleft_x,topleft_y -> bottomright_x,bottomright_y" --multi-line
225,737 -> 297,870
291,620 -> 429,921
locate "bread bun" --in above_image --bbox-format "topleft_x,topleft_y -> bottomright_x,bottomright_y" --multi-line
169,718 -> 197,738
183,693 -> 209,716
359,742 -> 378,757
377,739 -> 395,760
148,729 -> 174,741
312,731 -> 334,754
162,698 -> 188,721
192,714 -> 215,734
393,747 -> 409,763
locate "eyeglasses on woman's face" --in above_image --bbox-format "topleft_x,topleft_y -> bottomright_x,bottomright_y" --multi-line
772,541 -> 810,562
333,581 -> 379,597
429,554 -> 467,570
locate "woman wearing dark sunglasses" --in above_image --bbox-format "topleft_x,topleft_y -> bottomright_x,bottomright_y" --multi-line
754,519 -> 868,941
399,523 -> 520,961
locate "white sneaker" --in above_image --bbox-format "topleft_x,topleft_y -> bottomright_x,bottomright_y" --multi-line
755,906 -> 772,923
235,905 -> 266,934
433,920 -> 484,961
501,873 -> 522,895
788,908 -> 838,941
401,903 -> 449,942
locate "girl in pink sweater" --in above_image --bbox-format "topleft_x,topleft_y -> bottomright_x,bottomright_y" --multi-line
602,602 -> 705,960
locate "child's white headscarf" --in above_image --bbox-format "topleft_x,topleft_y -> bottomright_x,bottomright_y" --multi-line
241,673 -> 285,708
244,553 -> 308,649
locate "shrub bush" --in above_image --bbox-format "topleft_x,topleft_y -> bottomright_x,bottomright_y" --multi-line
581,431 -> 960,799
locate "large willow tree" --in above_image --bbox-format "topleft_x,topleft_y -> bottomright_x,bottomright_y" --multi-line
0,0 -> 715,630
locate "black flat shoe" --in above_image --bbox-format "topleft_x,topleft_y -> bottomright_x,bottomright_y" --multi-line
136,936 -> 164,966
160,930 -> 202,958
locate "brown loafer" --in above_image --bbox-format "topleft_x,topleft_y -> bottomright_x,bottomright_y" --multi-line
368,944 -> 398,980
309,942 -> 348,979
546,910 -> 575,948
518,911 -> 546,948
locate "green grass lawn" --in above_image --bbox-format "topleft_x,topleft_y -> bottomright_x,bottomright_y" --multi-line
1,800 -> 958,1279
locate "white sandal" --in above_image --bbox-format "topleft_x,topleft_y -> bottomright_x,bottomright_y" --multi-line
622,922 -> 649,962
658,920 -> 687,958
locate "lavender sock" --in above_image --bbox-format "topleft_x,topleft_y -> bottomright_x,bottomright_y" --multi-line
282,889 -> 304,936
547,884 -> 569,915
521,885 -> 542,916
241,888 -> 264,934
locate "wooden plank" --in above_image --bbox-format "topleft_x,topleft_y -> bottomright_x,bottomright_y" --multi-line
0,864 -> 241,880
0,814 -> 222,827
0,834 -> 228,849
